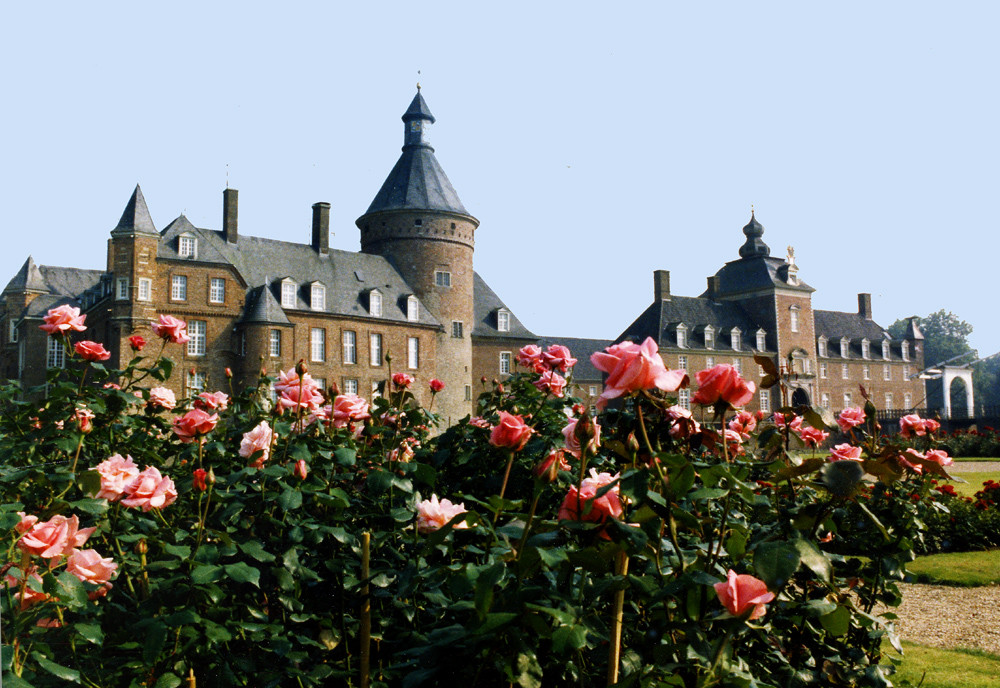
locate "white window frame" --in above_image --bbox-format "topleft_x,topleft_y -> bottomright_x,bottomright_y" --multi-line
269,329 -> 281,358
310,328 -> 326,362
677,354 -> 687,371
883,364 -> 891,381
46,336 -> 65,369
676,325 -> 687,349
138,277 -> 151,301
840,338 -> 849,358
369,290 -> 382,318
756,330 -> 766,352
499,351 -> 512,375
885,393 -> 894,409
435,270 -> 452,288
821,393 -> 830,409
863,364 -> 870,380
343,330 -> 357,364
703,326 -> 714,350
706,356 -> 714,368
452,321 -> 463,339
903,364 -> 911,380
732,358 -> 742,374
789,306 -> 800,333
497,309 -> 510,332
841,363 -> 849,380
817,337 -> 827,358
904,392 -> 912,408
820,362 -> 828,379
187,320 -> 207,356
407,337 -> 419,369
344,378 -> 358,395
882,340 -> 891,359
171,275 -> 187,301
407,295 -> 419,322
861,338 -> 870,360
210,278 -> 226,304
281,280 -> 297,309
186,370 -> 206,396
843,392 -> 852,410
678,388 -> 690,410
178,234 -> 197,259
310,283 -> 326,311
370,333 -> 382,366
8,319 -> 17,343
116,277 -> 129,301
588,385 -> 598,396
759,389 -> 771,413
464,384 -> 472,401
731,329 -> 741,351
902,341 -> 910,362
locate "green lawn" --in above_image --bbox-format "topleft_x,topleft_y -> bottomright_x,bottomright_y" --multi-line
891,642 -> 1000,687
949,457 -> 1000,463
942,470 -> 996,498
907,550 -> 1000,586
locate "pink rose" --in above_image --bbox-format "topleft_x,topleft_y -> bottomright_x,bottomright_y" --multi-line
533,370 -> 567,397
332,394 -> 371,428
837,407 -> 866,433
714,569 -> 775,620
666,405 -> 700,439
489,411 -> 534,451
591,338 -> 689,408
429,378 -> 445,393
194,391 -> 229,412
392,372 -> 414,389
278,384 -> 325,413
416,495 -> 469,533
128,335 -> 146,351
535,449 -> 572,482
16,512 -> 39,533
18,514 -> 96,559
924,418 -> 941,434
899,414 -> 927,439
924,449 -> 953,467
692,364 -> 756,408
541,344 -> 577,372
121,467 -> 177,511
562,418 -> 601,458
192,468 -> 208,492
901,448 -> 926,474
829,443 -> 863,461
797,426 -> 829,448
469,416 -> 491,429
66,548 -> 117,597
73,406 -> 95,433
74,340 -> 111,362
148,386 -> 176,410
723,428 -> 745,455
274,368 -> 321,395
172,409 -> 219,443
517,344 -> 543,370
94,454 -> 141,501
39,305 -> 86,335
557,469 -> 622,524
728,411 -> 757,439
151,314 -> 190,344
239,420 -> 274,468
3,567 -> 49,610
294,459 -> 309,480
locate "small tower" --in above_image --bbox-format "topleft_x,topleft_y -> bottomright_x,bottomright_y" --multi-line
356,90 -> 479,423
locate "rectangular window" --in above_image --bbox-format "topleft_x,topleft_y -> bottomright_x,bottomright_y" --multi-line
883,364 -> 891,381
310,328 -> 326,362
862,364 -> 870,380
820,362 -> 828,379
589,385 -> 598,396
790,309 -> 799,333
269,329 -> 281,357
840,340 -> 849,358
904,392 -> 912,408
883,341 -> 891,359
841,363 -> 849,380
370,333 -> 382,366
821,393 -> 830,409
407,337 -> 419,369
46,336 -> 65,369
903,365 -> 911,380
902,342 -> 910,362
885,393 -> 894,409
343,330 -> 357,364
756,332 -> 766,351
240,332 -> 247,357
171,275 -> 187,301
138,277 -> 151,301
314,378 -> 327,392
732,358 -> 741,374
465,384 -> 472,401
407,296 -> 419,322
732,332 -> 741,351
210,278 -> 226,304
803,358 -> 812,374
678,388 -> 690,410
370,291 -> 382,317
435,271 -> 452,287
677,328 -> 687,348
8,319 -> 17,343
843,392 -> 852,409
179,235 -> 196,258
706,356 -> 715,368
371,381 -> 381,399
862,340 -> 870,359
186,371 -> 206,396
759,389 -> 771,413
452,321 -> 464,338
187,320 -> 206,356
343,379 -> 358,394
500,351 -> 512,375
677,355 -> 687,371
281,282 -> 296,308
116,277 -> 129,300
311,284 -> 326,311
704,330 -> 714,350
818,339 -> 827,357
497,310 -> 510,332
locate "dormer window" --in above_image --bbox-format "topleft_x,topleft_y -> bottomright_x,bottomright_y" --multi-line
310,283 -> 326,311
861,338 -> 870,359
882,340 -> 891,359
789,305 -> 800,333
676,324 -> 688,349
281,280 -> 297,309
369,289 -> 383,318
902,341 -> 910,361
730,328 -> 741,351
756,329 -> 766,352
497,308 -> 510,332
840,337 -> 849,358
178,234 -> 196,259
703,326 -> 714,350
817,337 -> 827,357
407,295 -> 419,322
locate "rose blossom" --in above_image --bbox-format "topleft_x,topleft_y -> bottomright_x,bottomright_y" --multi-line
489,411 -> 534,451
666,405 -> 701,440
728,411 -> 757,440
416,495 -> 469,533
121,467 -> 177,511
94,454 -> 141,500
837,407 -> 866,433
273,368 -> 320,395
278,384 -> 325,413
901,448 -> 927,474
331,394 -> 371,428
39,305 -> 86,334
924,418 -> 941,434
194,391 -> 229,412
294,460 -> 309,480
924,449 -> 954,467
172,409 -> 219,443
714,569 -> 775,620
429,378 -> 445,393
74,340 -> 111,362
899,414 -> 927,438
797,426 -> 829,448
692,364 -> 756,408
533,370 -> 567,398
128,335 -> 146,351
392,372 -> 414,389
239,421 -> 274,468
517,344 -> 543,370
558,469 -> 623,524
18,514 -> 96,559
192,468 -> 208,492
66,548 -> 118,597
829,443 -> 863,462
151,314 -> 190,344
16,512 -> 39,534
469,416 -> 491,429
535,449 -> 572,482
73,406 -> 95,433
723,428 -> 745,455
562,417 -> 601,458
148,386 -> 176,410
591,337 -> 689,408
541,344 -> 577,372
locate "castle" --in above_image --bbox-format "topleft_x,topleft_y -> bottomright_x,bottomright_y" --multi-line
1,90 -> 926,421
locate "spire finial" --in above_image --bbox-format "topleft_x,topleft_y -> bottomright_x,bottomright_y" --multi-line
751,203 -> 755,217
417,69 -> 421,92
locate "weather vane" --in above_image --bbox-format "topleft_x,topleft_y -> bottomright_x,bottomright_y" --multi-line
417,69 -> 421,91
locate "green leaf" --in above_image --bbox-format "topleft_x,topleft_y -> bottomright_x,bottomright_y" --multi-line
162,543 -> 192,558
75,623 -> 105,645
203,621 -> 233,643
794,539 -> 832,583
225,562 -> 261,587
191,564 -> 223,584
688,487 -> 728,501
239,540 -> 276,563
4,676 -> 36,688
515,650 -> 543,688
366,469 -> 394,494
31,653 -> 80,683
753,541 -> 800,588
725,530 -> 748,560
143,621 -> 168,664
536,546 -> 568,568
56,571 -> 89,607
819,605 -> 851,636
154,673 -> 182,688
474,612 -> 518,635
278,488 -> 303,510
333,447 -> 357,466
289,443 -> 312,462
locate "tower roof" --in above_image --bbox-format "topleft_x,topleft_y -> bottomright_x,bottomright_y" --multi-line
3,256 -> 48,293
738,211 -> 770,258
362,91 -> 471,217
111,184 -> 158,236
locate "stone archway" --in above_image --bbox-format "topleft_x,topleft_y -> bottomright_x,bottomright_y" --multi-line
791,387 -> 811,407
950,377 -> 970,419
940,365 -> 974,419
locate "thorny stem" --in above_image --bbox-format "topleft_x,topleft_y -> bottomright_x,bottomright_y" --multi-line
494,451 -> 516,524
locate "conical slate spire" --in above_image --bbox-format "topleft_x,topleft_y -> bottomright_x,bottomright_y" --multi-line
403,91 -> 435,124
3,256 -> 48,293
111,184 -> 158,236
738,211 -> 770,259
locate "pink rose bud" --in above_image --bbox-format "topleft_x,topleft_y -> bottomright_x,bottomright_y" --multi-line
429,378 -> 445,393
192,468 -> 208,492
207,468 -> 216,484
294,460 -> 309,480
129,335 -> 146,351
295,359 -> 308,376
714,570 -> 775,620
328,381 -> 341,397
225,367 -> 233,378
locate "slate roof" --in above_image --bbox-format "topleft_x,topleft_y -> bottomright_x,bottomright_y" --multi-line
813,310 -> 913,360
3,256 -> 104,314
472,272 -> 536,340
111,185 -> 157,236
705,214 -> 813,296
618,296 -> 771,353
38,266 -> 105,299
537,336 -> 612,382
158,218 -> 442,328
4,257 -> 47,293
241,286 -> 292,326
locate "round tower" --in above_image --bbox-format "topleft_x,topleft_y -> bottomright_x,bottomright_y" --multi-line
357,90 -> 478,423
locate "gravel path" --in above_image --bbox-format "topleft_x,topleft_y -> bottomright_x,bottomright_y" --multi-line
893,583 -> 1000,654
949,461 -> 1000,474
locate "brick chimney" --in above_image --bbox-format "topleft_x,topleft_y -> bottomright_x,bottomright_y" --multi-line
653,270 -> 670,301
312,202 -> 330,255
858,293 -> 873,320
706,275 -> 720,298
223,188 -> 238,244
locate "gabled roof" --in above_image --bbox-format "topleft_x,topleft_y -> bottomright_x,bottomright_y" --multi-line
814,310 -> 888,342
111,184 -> 158,236
241,286 -> 292,326
4,256 -> 103,299
537,336 -> 613,382
472,272 -> 535,340
618,296 -> 769,353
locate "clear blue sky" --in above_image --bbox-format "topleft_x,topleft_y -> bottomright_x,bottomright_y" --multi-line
3,2 -> 996,357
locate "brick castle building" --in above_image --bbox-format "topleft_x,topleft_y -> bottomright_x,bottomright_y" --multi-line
1,90 -> 925,422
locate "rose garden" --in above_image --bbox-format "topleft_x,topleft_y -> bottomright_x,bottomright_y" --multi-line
2,305 -> 996,687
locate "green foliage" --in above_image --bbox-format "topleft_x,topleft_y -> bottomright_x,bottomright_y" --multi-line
888,309 -> 976,368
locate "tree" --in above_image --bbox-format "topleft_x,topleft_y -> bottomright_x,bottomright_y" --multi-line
888,309 -> 975,369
